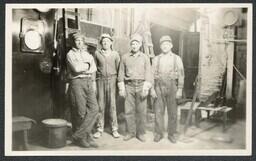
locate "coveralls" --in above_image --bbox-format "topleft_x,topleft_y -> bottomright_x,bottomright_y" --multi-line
94,49 -> 120,133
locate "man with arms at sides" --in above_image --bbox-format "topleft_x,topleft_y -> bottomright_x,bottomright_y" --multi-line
118,34 -> 152,142
93,33 -> 121,139
150,35 -> 184,143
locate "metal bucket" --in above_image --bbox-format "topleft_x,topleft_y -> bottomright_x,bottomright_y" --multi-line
42,119 -> 68,148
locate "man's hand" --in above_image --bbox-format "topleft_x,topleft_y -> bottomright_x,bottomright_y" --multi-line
119,89 -> 126,97
176,88 -> 183,99
84,62 -> 90,71
92,81 -> 97,94
141,81 -> 151,99
141,89 -> 149,99
150,88 -> 157,99
118,82 -> 126,97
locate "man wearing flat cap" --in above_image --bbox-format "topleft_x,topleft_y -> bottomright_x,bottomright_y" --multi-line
66,31 -> 99,148
150,35 -> 184,143
118,34 -> 152,142
93,33 -> 121,139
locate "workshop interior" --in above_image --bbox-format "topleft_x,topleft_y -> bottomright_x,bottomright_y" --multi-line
11,7 -> 247,151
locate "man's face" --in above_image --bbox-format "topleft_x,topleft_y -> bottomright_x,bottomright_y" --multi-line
130,41 -> 141,53
101,38 -> 112,50
74,37 -> 84,49
160,41 -> 173,53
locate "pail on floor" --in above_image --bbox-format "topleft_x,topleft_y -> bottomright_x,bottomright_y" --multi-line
42,119 -> 68,148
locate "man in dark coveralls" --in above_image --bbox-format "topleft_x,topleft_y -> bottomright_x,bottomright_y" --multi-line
118,34 -> 152,142
66,32 -> 99,148
150,35 -> 184,143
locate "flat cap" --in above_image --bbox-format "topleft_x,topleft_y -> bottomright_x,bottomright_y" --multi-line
130,34 -> 143,43
72,31 -> 86,40
159,35 -> 172,44
100,33 -> 113,42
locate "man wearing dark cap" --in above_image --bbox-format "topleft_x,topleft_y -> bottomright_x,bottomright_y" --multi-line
150,35 -> 184,143
66,32 -> 99,148
118,34 -> 152,142
93,33 -> 121,139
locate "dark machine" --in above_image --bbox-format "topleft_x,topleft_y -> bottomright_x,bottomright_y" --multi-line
12,9 -> 113,145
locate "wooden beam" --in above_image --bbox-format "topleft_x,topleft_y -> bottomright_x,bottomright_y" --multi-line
225,29 -> 235,99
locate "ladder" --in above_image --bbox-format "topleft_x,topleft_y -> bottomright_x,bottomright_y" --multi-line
62,8 -> 81,40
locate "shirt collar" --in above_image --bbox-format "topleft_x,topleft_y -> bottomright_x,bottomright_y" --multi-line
101,49 -> 112,54
130,51 -> 142,57
72,47 -> 87,53
160,51 -> 174,57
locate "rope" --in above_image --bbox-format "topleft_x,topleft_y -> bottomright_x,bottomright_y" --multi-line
233,64 -> 246,80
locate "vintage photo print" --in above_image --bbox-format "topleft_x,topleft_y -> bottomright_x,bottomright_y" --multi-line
5,3 -> 252,156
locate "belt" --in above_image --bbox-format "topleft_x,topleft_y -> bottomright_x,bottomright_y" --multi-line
96,74 -> 117,80
155,76 -> 177,81
125,79 -> 144,84
70,75 -> 92,80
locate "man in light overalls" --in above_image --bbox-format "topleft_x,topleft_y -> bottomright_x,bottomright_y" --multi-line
93,33 -> 121,139
150,35 -> 184,143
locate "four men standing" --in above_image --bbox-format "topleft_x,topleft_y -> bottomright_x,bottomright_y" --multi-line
67,31 -> 184,147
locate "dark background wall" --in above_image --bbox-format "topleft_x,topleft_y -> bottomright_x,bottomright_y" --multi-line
12,9 -> 55,138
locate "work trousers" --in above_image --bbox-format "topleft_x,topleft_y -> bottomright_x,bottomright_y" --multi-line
124,81 -> 147,136
96,76 -> 118,132
154,79 -> 177,137
68,78 -> 99,140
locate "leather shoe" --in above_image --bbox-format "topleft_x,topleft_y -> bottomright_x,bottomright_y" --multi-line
168,135 -> 177,144
87,134 -> 99,148
123,134 -> 135,141
112,131 -> 120,138
93,131 -> 102,139
137,134 -> 146,142
154,134 -> 163,142
73,138 -> 90,148
88,139 -> 99,148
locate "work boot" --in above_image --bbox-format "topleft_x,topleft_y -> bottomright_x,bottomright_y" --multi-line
73,138 -> 90,148
154,134 -> 163,142
137,134 -> 146,142
87,134 -> 99,148
123,134 -> 135,141
112,131 -> 120,138
93,131 -> 102,139
168,135 -> 177,144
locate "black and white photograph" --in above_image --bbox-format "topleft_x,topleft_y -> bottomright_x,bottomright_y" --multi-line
5,3 -> 252,156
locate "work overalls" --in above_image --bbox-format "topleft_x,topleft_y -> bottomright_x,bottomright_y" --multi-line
96,75 -> 118,132
95,51 -> 119,133
154,55 -> 178,137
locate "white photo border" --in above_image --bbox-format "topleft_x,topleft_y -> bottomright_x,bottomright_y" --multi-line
5,3 -> 253,156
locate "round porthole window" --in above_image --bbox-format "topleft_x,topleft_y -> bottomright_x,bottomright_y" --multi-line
24,30 -> 42,50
